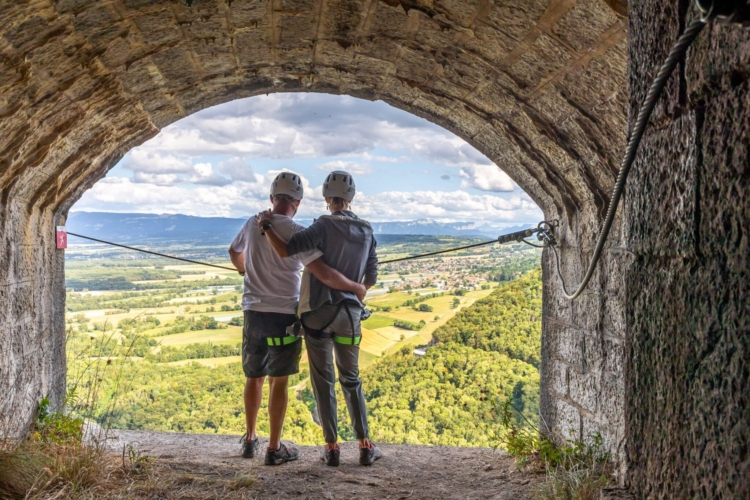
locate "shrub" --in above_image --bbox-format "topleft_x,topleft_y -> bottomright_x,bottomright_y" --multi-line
393,319 -> 423,331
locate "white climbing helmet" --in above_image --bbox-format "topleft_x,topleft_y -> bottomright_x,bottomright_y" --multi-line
270,171 -> 304,200
322,170 -> 356,201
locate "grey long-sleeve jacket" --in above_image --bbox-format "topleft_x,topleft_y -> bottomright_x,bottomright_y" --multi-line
287,210 -> 378,314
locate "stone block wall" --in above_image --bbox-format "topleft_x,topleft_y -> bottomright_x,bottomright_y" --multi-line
540,207 -> 630,476
624,1 -> 749,497
0,205 -> 66,438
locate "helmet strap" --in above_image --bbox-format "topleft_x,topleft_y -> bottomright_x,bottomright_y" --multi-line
273,196 -> 298,216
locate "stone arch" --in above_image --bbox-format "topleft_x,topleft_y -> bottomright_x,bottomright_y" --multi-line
1,0 -> 628,471
4,0 -> 748,497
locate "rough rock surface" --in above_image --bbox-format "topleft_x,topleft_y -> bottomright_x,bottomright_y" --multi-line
0,0 -> 629,461
624,1 -> 750,497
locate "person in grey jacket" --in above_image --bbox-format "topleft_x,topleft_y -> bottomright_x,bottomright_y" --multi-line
257,170 -> 381,467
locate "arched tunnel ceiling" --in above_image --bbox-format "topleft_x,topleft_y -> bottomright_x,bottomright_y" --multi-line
0,0 -> 627,220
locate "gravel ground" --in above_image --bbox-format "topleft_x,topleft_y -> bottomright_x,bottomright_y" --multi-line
105,429 -> 543,499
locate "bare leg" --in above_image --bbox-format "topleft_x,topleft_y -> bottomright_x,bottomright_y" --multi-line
267,375 -> 289,450
244,376 -> 265,441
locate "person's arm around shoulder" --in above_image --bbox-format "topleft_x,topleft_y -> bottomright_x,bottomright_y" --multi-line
256,210 -> 326,259
256,210 -> 289,257
306,258 -> 367,302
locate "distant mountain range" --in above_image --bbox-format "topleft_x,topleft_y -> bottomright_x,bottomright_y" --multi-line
66,212 -> 533,242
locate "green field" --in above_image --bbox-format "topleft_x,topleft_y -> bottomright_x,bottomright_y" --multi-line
156,327 -> 243,346
168,356 -> 242,367
361,314 -> 395,329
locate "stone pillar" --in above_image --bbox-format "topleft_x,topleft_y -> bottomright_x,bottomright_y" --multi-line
624,1 -> 749,497
540,203 -> 629,478
0,203 -> 66,440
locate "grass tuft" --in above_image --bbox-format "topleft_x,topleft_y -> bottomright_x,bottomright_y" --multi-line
495,399 -> 615,500
0,440 -> 110,499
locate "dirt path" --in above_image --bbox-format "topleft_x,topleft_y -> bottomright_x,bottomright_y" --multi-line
107,430 -> 542,499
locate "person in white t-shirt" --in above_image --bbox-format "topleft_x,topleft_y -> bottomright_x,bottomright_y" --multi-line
228,172 -> 365,466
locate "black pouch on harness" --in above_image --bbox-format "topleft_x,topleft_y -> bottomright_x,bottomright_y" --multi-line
301,302 -> 362,346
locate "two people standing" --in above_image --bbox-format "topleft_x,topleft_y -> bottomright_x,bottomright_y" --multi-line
229,170 -> 381,467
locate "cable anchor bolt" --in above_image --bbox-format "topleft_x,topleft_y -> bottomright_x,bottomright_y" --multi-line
536,221 -> 557,247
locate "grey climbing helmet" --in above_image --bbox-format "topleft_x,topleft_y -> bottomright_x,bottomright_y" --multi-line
322,170 -> 356,201
271,172 -> 303,200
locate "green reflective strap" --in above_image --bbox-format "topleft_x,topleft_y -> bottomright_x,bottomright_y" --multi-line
267,335 -> 300,346
333,335 -> 361,346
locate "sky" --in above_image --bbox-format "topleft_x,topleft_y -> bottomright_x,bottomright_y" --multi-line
73,93 -> 542,227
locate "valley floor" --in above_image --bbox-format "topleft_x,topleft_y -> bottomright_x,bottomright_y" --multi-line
104,429 -> 542,499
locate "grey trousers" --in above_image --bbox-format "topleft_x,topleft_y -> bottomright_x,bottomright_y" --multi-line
303,303 -> 369,443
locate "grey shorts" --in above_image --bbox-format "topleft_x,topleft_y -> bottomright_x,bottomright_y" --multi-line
242,310 -> 302,378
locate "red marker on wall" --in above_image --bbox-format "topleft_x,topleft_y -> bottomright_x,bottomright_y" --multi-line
56,226 -> 67,249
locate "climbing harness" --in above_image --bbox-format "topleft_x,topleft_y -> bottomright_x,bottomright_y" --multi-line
298,301 -> 363,346
266,335 -> 300,346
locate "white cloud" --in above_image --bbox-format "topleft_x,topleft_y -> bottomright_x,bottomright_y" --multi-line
125,150 -> 193,175
137,94 -> 487,169
217,157 -> 260,183
345,190 -> 540,222
361,152 -> 409,163
75,93 -> 541,225
131,172 -> 183,186
316,161 -> 372,176
75,178 -> 542,223
189,163 -> 232,186
459,164 -> 515,192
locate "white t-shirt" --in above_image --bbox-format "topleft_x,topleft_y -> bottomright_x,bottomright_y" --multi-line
230,214 -> 322,314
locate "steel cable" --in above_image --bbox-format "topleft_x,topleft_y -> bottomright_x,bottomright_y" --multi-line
378,239 -> 499,264
68,231 -> 541,268
552,18 -> 708,300
66,231 -> 535,271
67,232 -> 238,271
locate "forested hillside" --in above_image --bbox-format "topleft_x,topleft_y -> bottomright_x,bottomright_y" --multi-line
432,268 -> 542,367
76,266 -> 543,446
329,268 -> 543,446
357,343 -> 539,447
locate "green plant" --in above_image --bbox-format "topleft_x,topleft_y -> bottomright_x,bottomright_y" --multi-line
122,444 -> 153,475
533,433 -> 614,500
31,395 -> 84,444
495,399 -> 614,499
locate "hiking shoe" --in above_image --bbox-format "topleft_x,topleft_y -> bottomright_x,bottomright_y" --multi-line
359,443 -> 382,466
320,446 -> 340,467
240,434 -> 259,459
264,443 -> 299,466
